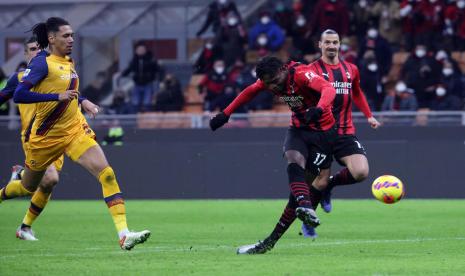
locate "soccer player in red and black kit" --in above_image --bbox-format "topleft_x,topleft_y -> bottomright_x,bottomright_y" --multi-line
301,29 -> 381,238
209,56 -> 337,254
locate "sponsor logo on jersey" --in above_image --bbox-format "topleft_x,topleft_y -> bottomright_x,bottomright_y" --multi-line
280,95 -> 304,108
60,73 -> 79,80
331,81 -> 352,95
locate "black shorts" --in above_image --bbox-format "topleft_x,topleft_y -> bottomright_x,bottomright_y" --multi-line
333,135 -> 366,165
283,127 -> 337,172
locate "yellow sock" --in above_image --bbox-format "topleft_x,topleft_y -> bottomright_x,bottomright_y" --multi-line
0,180 -> 33,201
98,166 -> 128,235
22,189 -> 51,227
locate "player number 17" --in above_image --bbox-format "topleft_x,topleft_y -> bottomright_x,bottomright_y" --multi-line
313,153 -> 327,166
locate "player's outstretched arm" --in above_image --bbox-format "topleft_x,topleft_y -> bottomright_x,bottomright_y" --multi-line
209,81 -> 263,131
351,66 -> 380,129
0,73 -> 19,105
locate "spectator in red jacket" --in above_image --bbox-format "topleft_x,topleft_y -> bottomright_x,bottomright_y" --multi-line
399,0 -> 445,51
444,0 -> 465,51
308,0 -> 350,38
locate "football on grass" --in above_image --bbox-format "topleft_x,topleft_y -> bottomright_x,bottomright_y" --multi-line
371,175 -> 405,204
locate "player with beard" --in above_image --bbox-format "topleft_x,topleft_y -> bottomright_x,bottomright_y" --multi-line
210,56 -> 337,254
301,29 -> 381,238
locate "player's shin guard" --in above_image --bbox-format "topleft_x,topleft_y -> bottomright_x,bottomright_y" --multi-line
287,163 -> 312,208
22,189 -> 51,228
0,180 -> 34,202
99,166 -> 128,237
328,168 -> 357,190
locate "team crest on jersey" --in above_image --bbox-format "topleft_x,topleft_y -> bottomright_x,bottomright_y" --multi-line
346,71 -> 351,79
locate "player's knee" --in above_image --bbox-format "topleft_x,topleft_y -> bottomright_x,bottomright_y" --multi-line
313,176 -> 329,190
98,166 -> 116,185
284,150 -> 306,168
39,172 -> 59,192
352,167 -> 369,182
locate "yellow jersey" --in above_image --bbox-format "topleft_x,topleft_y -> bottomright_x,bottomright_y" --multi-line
21,50 -> 80,138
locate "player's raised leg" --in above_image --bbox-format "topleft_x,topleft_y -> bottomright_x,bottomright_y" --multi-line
17,164 -> 59,241
323,154 -> 369,209
0,167 -> 44,203
74,143 -> 150,250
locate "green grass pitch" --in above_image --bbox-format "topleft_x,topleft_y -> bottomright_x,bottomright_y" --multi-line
1,199 -> 465,275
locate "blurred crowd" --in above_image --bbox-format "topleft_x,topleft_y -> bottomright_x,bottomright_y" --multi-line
1,0 -> 465,116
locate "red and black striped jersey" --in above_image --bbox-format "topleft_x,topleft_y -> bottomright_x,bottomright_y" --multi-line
308,59 -> 372,135
223,61 -> 336,131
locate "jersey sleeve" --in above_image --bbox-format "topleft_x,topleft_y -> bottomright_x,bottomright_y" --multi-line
223,80 -> 265,116
21,54 -> 48,86
296,69 -> 336,110
351,65 -> 373,118
14,54 -> 60,103
0,73 -> 19,105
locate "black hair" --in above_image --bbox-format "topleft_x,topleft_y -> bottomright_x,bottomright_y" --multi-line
320,29 -> 339,41
256,56 -> 284,80
31,17 -> 70,49
23,36 -> 38,48
16,61 -> 28,72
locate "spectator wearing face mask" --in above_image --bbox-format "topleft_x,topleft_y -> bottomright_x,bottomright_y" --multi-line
382,81 -> 418,111
215,12 -> 247,68
120,42 -> 162,112
273,0 -> 294,34
401,44 -> 442,109
154,74 -> 185,112
196,0 -> 241,38
289,11 -> 315,57
358,27 -> 393,78
399,0 -> 445,51
431,85 -> 463,110
194,40 -> 221,74
359,56 -> 383,111
444,0 -> 465,51
308,0 -> 350,38
440,61 -> 465,99
351,0 -> 375,44
235,64 -> 274,111
198,59 -> 232,111
248,11 -> 286,54
339,37 -> 357,64
369,0 -> 402,51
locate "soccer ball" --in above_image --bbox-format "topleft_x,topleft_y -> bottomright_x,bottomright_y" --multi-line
371,175 -> 405,204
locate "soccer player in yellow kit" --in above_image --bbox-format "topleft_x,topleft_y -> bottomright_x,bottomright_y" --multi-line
0,37 -> 99,241
3,17 -> 150,250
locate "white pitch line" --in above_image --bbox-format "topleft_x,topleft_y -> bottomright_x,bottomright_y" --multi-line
1,237 -> 465,259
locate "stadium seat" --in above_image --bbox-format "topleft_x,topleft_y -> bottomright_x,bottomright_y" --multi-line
387,51 -> 410,82
185,74 -> 205,105
451,51 -> 465,74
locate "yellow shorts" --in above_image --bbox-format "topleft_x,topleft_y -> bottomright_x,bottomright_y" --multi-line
25,124 -> 97,171
22,140 -> 64,171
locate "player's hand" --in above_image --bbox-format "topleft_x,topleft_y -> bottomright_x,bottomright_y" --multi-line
368,117 -> 381,129
59,90 -> 79,101
81,99 -> 100,119
209,112 -> 230,131
304,107 -> 323,124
